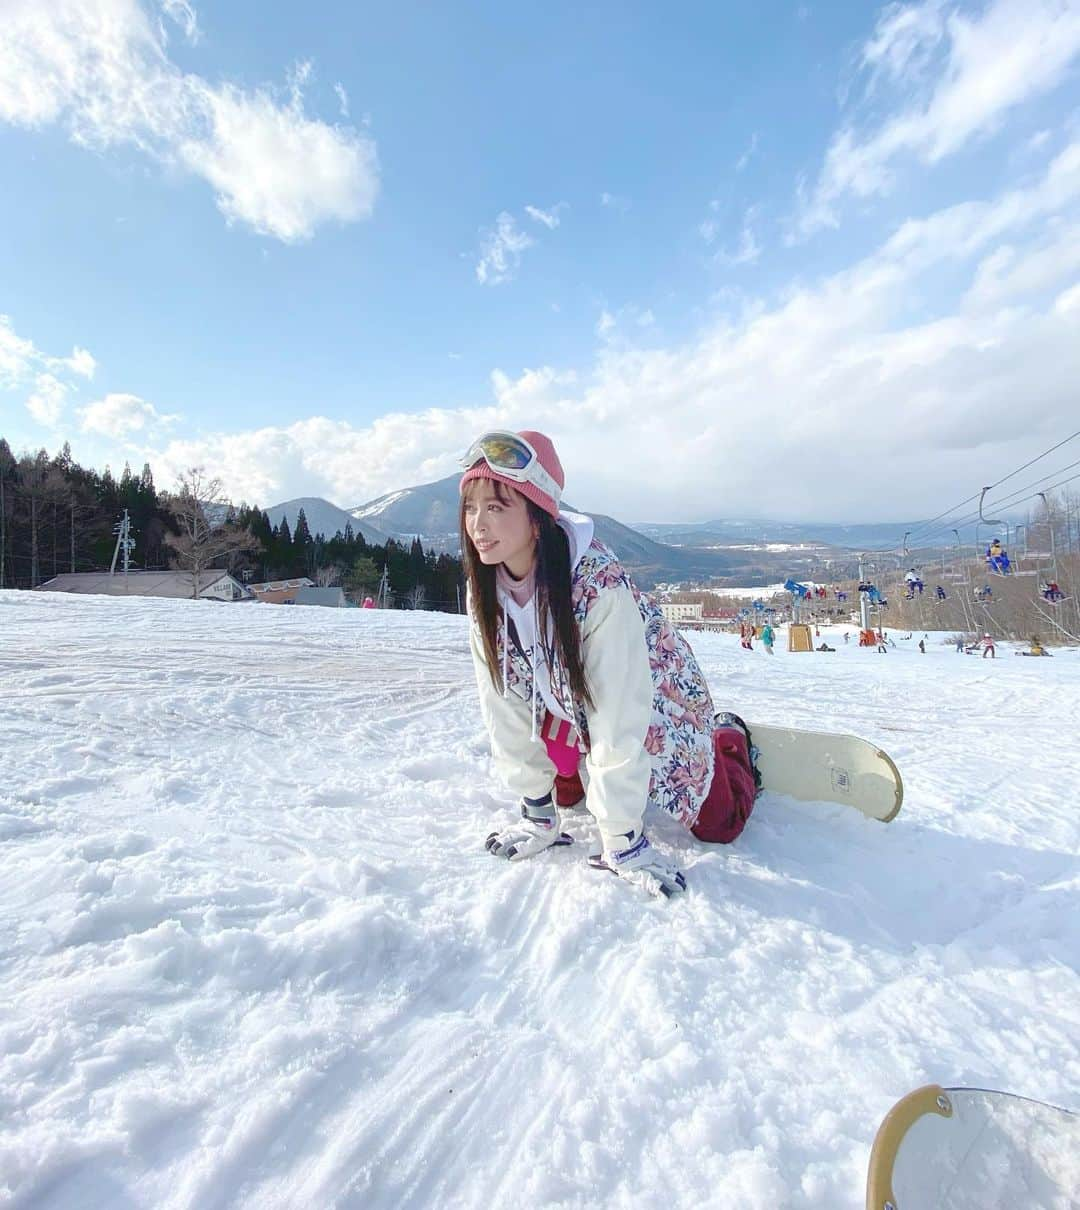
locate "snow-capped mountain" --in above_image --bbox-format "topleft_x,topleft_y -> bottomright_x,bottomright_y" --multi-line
348,474 -> 738,587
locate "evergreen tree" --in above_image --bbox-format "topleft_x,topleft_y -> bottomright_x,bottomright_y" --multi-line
294,508 -> 312,547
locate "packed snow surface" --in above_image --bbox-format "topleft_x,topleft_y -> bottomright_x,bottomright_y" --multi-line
2,590 -> 1078,1209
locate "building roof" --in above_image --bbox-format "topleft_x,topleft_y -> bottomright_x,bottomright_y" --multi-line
36,571 -> 237,598
294,586 -> 347,607
249,578 -> 314,593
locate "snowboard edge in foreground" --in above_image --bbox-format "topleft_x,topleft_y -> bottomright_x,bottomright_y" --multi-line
866,1083 -> 1079,1209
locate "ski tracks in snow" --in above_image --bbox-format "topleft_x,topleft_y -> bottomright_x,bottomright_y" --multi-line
1,593 -> 1078,1208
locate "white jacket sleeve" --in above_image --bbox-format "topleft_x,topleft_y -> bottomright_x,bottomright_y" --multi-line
580,584 -> 654,838
469,621 -> 556,801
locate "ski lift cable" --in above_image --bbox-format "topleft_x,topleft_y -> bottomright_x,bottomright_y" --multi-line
900,429 -> 1080,549
899,464 -> 1080,553
984,427 -> 1080,494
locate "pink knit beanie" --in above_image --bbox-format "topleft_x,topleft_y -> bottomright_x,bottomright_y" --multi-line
459,430 -> 564,519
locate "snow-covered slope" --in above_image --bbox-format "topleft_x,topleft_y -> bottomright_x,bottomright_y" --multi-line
2,590 -> 1077,1208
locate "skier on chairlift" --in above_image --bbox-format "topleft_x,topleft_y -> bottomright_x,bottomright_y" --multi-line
1042,580 -> 1064,602
904,568 -> 924,598
986,538 -> 1011,574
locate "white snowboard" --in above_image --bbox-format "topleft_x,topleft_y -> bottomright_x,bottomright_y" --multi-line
866,1084 -> 1079,1209
746,722 -> 903,822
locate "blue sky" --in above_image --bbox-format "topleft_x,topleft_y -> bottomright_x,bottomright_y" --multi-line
2,0 -> 1080,522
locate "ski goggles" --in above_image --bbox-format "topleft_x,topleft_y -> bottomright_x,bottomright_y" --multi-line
459,431 -> 562,503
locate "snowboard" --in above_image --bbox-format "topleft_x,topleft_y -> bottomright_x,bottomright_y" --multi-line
745,721 -> 903,822
866,1083 -> 1079,1209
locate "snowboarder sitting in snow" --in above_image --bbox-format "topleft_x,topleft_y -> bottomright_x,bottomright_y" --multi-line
459,430 -> 757,900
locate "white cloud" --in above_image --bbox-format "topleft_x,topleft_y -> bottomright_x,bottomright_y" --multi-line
0,0 -> 378,242
26,374 -> 68,427
65,347 -> 97,378
140,140 -> 1080,521
475,212 -> 534,285
594,305 -> 656,341
334,82 -> 349,118
0,316 -> 39,388
797,0 -> 1080,235
600,191 -> 631,212
78,392 -> 179,438
703,206 -> 762,265
735,132 -> 760,172
1054,280 -> 1080,312
0,314 -> 97,429
524,203 -> 566,229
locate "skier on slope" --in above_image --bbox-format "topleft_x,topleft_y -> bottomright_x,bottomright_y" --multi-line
760,622 -> 776,654
459,430 -> 756,899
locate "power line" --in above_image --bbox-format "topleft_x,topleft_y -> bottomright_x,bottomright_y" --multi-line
894,470 -> 1080,560
902,429 -> 1080,550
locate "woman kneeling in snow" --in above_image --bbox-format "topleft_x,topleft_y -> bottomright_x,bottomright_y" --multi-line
460,430 -> 753,899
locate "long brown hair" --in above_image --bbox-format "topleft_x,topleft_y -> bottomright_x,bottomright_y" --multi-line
460,477 -> 594,710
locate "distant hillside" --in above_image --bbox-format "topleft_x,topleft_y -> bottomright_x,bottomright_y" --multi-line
349,474 -> 736,588
265,498 -> 388,545
632,518 -> 990,550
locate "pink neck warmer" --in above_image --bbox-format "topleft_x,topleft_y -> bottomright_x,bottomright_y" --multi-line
496,560 -> 536,607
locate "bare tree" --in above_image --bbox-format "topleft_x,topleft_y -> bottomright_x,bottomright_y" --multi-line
163,467 -> 257,598
405,583 -> 427,610
314,564 -> 343,587
0,439 -> 14,589
16,450 -> 66,587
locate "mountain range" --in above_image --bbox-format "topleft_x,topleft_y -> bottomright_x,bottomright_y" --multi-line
265,475 -> 987,588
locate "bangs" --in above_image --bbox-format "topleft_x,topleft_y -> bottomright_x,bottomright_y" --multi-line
462,475 -> 520,506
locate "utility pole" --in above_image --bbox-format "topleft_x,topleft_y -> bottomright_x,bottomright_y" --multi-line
110,510 -> 136,588
377,563 -> 389,609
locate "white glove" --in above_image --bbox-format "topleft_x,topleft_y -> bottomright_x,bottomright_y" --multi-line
485,792 -> 573,861
588,829 -> 687,898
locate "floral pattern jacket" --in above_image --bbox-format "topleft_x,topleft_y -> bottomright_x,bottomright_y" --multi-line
470,535 -> 716,835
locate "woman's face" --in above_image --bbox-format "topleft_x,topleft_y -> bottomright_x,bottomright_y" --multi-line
463,478 -> 537,576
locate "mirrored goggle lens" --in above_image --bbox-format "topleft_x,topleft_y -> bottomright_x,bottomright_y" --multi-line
476,434 -> 533,471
